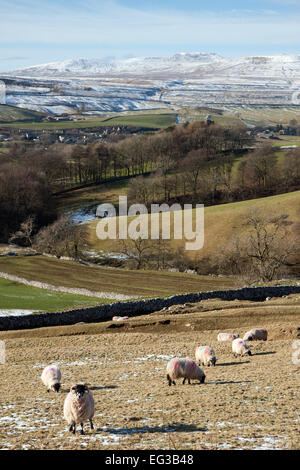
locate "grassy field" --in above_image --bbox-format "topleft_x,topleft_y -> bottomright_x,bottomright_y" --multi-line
57,179 -> 131,213
88,190 -> 300,264
0,294 -> 299,449
0,104 -> 46,123
0,255 -> 235,298
0,278 -> 112,313
0,112 -> 176,130
178,105 -> 300,127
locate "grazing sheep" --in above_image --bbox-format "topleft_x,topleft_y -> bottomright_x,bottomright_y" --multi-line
41,365 -> 61,393
166,357 -> 205,386
195,346 -> 217,367
64,384 -> 95,435
232,338 -> 252,357
243,328 -> 268,341
218,333 -> 239,342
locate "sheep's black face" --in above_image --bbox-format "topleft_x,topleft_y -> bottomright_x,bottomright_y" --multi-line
71,384 -> 88,398
53,383 -> 61,393
248,351 -> 252,356
201,375 -> 206,384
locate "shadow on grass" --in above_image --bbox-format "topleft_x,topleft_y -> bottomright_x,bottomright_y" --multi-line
90,385 -> 118,391
96,423 -> 208,434
217,361 -> 251,366
60,385 -> 118,393
206,380 -> 253,385
252,351 -> 276,356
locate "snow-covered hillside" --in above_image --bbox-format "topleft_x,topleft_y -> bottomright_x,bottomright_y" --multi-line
1,52 -> 300,115
5,52 -> 300,82
6,53 -> 223,78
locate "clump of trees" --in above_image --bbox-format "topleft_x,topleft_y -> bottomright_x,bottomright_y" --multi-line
128,144 -> 300,207
33,216 -> 90,260
213,210 -> 299,284
112,235 -> 173,271
0,163 -> 57,242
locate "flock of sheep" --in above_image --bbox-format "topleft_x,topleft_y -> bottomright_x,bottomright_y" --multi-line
166,328 -> 268,386
40,327 -> 267,435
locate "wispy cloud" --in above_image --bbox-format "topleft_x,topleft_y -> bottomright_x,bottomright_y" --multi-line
0,0 -> 299,70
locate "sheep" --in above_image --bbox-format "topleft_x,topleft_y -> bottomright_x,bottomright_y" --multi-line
232,338 -> 252,357
63,384 -> 95,435
41,365 -> 61,393
166,357 -> 205,386
218,333 -> 239,342
243,328 -> 268,341
195,346 -> 217,367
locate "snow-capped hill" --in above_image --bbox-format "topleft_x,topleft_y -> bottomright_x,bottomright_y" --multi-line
7,52 -> 223,77
6,52 -> 300,81
2,52 -> 300,115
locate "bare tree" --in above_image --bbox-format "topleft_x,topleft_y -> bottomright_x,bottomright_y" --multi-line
8,216 -> 36,247
112,238 -> 153,270
33,216 -> 90,259
216,210 -> 299,283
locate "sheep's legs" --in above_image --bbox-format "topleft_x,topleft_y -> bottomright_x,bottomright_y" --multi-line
80,422 -> 85,435
69,422 -> 76,434
167,374 -> 176,386
182,378 -> 191,385
90,419 -> 94,430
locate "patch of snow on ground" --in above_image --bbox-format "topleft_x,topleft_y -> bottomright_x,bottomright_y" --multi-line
0,309 -> 39,317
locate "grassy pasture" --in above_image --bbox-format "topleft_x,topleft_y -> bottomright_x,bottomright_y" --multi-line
0,277 -> 111,313
0,104 -> 45,122
88,190 -> 300,263
0,294 -> 299,450
0,255 -> 235,299
0,112 -> 176,130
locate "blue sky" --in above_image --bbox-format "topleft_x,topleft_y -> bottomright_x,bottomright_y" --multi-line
0,0 -> 300,71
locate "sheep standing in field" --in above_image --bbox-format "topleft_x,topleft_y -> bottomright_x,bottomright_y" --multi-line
218,333 -> 239,342
166,358 -> 205,386
232,338 -> 252,357
41,365 -> 61,393
64,384 -> 95,435
243,328 -> 268,341
195,346 -> 217,367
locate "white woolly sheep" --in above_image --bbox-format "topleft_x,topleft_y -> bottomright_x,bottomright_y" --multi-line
243,328 -> 268,341
232,338 -> 252,357
195,346 -> 217,367
41,365 -> 61,393
166,357 -> 205,386
64,384 -> 95,435
218,333 -> 239,342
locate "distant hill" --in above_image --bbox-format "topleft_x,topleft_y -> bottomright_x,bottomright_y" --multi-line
2,52 -> 300,115
5,53 -> 300,82
0,104 -> 46,123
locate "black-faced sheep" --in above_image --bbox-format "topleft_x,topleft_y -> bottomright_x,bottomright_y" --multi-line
232,338 -> 252,357
218,333 -> 239,342
41,365 -> 61,393
63,384 -> 95,435
243,328 -> 268,341
166,357 -> 205,386
195,346 -> 217,367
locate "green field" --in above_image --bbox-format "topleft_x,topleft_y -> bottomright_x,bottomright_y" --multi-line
0,112 -> 176,130
0,277 -> 110,313
0,104 -> 46,123
0,255 -> 235,298
179,106 -> 300,127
